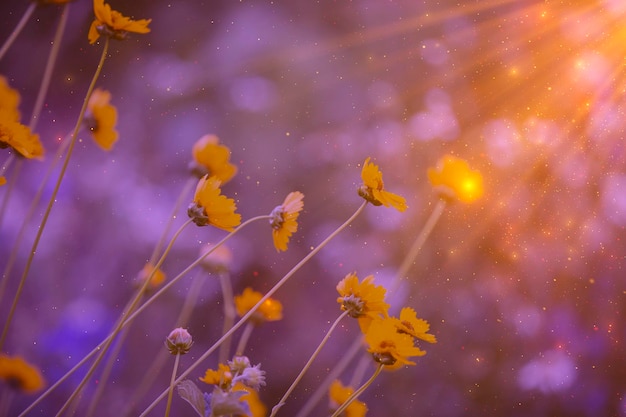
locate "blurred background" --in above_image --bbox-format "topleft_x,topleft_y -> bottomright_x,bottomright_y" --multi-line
1,0 -> 625,416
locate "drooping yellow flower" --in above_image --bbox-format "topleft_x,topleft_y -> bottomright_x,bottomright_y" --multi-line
190,134 -> 238,183
233,382 -> 267,417
269,191 -> 304,252
336,273 -> 389,333
364,317 -> 426,367
0,354 -> 45,393
187,175 -> 241,231
234,287 -> 283,325
85,88 -> 118,151
391,307 -> 437,344
329,380 -> 368,417
0,78 -> 44,160
0,114 -> 44,160
199,363 -> 233,390
427,154 -> 484,203
88,0 -> 151,44
358,157 -> 407,211
0,76 -> 21,121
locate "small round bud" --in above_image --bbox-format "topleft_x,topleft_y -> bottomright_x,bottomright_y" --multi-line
165,327 -> 193,355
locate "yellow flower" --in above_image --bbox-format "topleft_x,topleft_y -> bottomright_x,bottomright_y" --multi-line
336,273 -> 389,333
358,157 -> 407,211
233,382 -> 267,417
234,287 -> 283,325
134,262 -> 166,292
269,191 -> 304,252
0,114 -> 44,160
0,76 -> 21,121
427,154 -> 484,203
187,175 -> 241,231
329,380 -> 368,417
364,317 -> 426,367
0,176 -> 6,186
88,0 -> 151,44
85,88 -> 118,151
391,307 -> 437,344
0,354 -> 45,393
190,134 -> 238,183
0,78 -> 44,160
199,363 -> 233,390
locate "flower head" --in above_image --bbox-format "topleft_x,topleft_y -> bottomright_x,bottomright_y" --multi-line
358,157 -> 407,211
234,287 -> 283,325
165,327 -> 193,355
0,354 -> 45,393
269,191 -> 304,252
391,307 -> 437,344
0,114 -> 44,160
88,0 -> 151,44
0,176 -> 6,186
364,317 -> 426,367
233,363 -> 266,391
84,88 -> 118,151
200,363 -> 233,390
233,382 -> 267,417
427,155 -> 484,203
190,134 -> 238,182
199,243 -> 233,274
329,380 -> 368,417
336,273 -> 389,333
134,262 -> 166,292
187,175 -> 241,231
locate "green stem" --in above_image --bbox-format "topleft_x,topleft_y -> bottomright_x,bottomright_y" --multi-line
330,363 -> 384,417
0,36 -> 110,353
164,353 -> 181,417
270,310 -> 350,417
138,201 -> 368,417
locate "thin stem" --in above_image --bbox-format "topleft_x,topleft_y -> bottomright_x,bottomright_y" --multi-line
0,2 -> 36,61
270,310 -> 350,417
0,135 -> 71,312
295,199 -> 446,417
29,3 -> 70,131
138,201 -> 368,416
54,217 -> 193,416
0,37 -> 110,353
218,271 -> 236,363
149,177 -> 196,265
164,353 -> 181,417
330,363 -> 384,417
294,335 -> 363,417
19,216 -> 267,417
123,275 -> 205,417
389,199 -> 447,295
234,322 -> 254,357
0,154 -> 14,177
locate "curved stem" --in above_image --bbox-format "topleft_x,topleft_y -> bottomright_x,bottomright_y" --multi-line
0,37 -> 110,353
19,215 -> 267,417
164,353 -> 181,417
270,310 -> 350,417
330,363 -> 384,417
0,2 -> 36,61
294,335 -> 363,417
138,201 -> 368,416
54,217 -> 193,416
